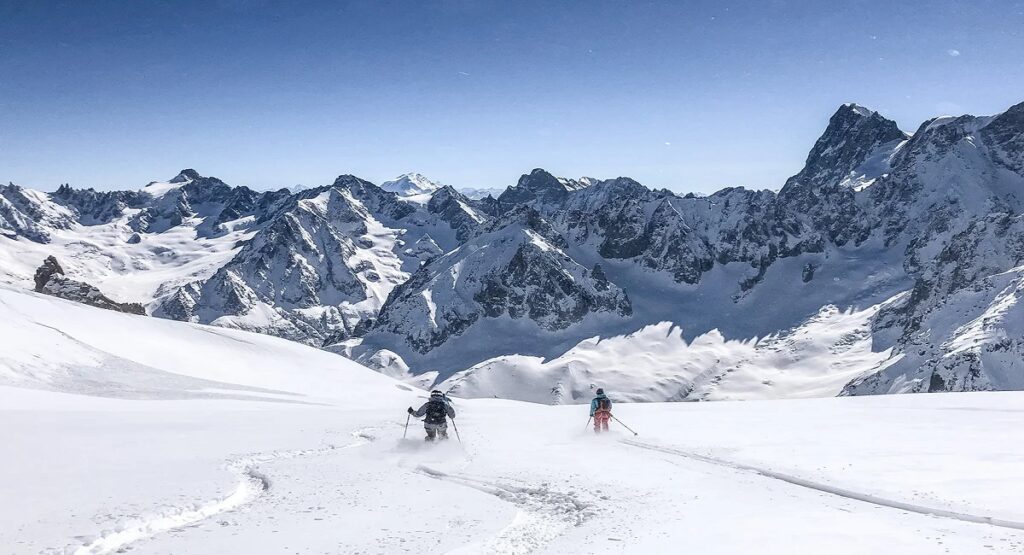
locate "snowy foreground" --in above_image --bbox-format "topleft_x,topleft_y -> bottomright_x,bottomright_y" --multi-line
2,287 -> 1024,554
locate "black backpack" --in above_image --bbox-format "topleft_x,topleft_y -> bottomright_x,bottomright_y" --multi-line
425,399 -> 447,424
596,398 -> 611,412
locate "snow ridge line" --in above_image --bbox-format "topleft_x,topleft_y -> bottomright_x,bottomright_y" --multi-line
59,429 -> 377,555
415,465 -> 594,554
622,439 -> 1024,532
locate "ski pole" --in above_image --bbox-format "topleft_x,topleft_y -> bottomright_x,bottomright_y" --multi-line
584,416 -> 592,431
403,413 -> 411,439
610,414 -> 638,436
451,418 -> 462,443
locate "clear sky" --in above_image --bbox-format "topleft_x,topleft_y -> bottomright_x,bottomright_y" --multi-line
2,0 -> 1023,194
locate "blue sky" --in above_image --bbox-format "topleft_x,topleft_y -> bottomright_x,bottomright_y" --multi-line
2,0 -> 1023,193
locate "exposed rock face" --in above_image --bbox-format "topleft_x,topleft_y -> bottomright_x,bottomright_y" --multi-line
785,104 -> 908,191
475,239 -> 632,325
0,183 -> 75,242
50,185 -> 149,225
371,206 -> 631,354
844,212 -> 1024,395
496,168 -> 589,207
33,256 -> 64,292
170,168 -> 201,183
982,101 -> 1024,173
426,186 -> 486,242
33,256 -> 145,315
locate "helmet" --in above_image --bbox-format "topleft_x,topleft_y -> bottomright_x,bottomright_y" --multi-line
596,388 -> 604,395
430,390 -> 443,397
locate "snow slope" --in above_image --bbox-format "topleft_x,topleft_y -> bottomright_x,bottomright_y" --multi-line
0,285 -> 409,404
440,303 -> 895,404
2,286 -> 1024,554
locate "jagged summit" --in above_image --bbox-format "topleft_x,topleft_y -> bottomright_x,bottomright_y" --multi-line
841,102 -> 876,118
828,103 -> 903,135
170,169 -> 202,183
498,169 -> 575,206
781,104 -> 908,192
431,184 -> 462,198
332,174 -> 364,188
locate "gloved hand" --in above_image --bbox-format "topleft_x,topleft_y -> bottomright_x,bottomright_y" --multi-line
407,407 -> 414,415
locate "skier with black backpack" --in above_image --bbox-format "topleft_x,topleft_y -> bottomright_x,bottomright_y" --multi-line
590,388 -> 613,433
407,390 -> 456,441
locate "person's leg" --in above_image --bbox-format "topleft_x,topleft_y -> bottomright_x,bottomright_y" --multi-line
439,425 -> 449,440
425,426 -> 436,441
593,415 -> 601,433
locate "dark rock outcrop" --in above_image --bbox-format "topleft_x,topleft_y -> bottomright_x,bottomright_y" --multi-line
33,256 -> 146,315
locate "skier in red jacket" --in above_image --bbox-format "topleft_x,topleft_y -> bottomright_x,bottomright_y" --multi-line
590,388 -> 612,433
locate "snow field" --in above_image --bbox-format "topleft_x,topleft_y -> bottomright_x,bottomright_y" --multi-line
2,288 -> 1024,553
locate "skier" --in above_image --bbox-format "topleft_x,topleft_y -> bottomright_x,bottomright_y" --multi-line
590,388 -> 613,433
407,390 -> 456,441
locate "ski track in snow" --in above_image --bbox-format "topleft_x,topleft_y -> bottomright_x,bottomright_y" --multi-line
414,465 -> 595,554
52,428 -> 378,555
623,439 -> 1024,532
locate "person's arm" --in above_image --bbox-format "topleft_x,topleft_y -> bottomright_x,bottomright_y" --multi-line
589,399 -> 597,416
408,403 -> 428,417
446,404 -> 456,419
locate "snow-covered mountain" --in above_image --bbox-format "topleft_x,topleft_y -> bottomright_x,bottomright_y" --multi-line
3,101 -> 1024,402
360,204 -> 631,369
379,172 -> 444,197
153,175 -> 485,345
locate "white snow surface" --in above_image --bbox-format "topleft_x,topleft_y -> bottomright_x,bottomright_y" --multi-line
2,286 -> 1024,554
0,216 -> 251,306
441,303 -> 894,404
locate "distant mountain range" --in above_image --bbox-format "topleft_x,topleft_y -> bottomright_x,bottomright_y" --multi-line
380,173 -> 444,197
3,100 -> 1024,403
379,174 -> 502,200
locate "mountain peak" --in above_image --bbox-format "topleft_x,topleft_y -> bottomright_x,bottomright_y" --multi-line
497,169 -> 571,206
783,104 -> 907,191
431,184 -> 462,198
839,103 -> 876,118
170,169 -> 201,183
380,173 -> 443,196
425,184 -> 468,209
522,168 -> 559,185
332,174 -> 366,188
